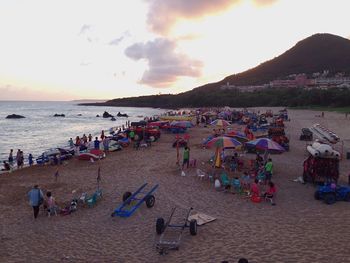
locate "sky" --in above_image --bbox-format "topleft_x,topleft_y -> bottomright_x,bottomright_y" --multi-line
0,0 -> 349,101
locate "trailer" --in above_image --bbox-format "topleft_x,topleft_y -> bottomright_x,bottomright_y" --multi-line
155,207 -> 197,255
111,183 -> 158,217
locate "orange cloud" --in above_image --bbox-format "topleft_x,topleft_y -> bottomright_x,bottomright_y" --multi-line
146,0 -> 238,35
253,0 -> 278,6
146,0 -> 278,35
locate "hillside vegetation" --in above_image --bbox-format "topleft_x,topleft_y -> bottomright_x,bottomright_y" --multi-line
81,33 -> 350,108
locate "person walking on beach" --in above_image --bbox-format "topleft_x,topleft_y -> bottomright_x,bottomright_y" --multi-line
28,153 -> 33,166
16,149 -> 21,168
8,149 -> 14,167
28,185 -> 44,219
100,130 -> 105,140
182,146 -> 190,169
88,133 -> 92,142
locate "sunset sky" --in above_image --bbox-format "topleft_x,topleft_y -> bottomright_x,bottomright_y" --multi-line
0,0 -> 349,101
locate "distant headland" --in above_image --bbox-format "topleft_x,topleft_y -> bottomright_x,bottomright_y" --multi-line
80,34 -> 350,109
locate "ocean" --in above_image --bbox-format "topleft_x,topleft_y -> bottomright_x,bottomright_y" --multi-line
0,101 -> 166,164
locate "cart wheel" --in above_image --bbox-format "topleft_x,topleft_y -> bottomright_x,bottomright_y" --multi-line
189,219 -> 197,236
146,195 -> 155,208
156,217 -> 165,235
122,191 -> 132,202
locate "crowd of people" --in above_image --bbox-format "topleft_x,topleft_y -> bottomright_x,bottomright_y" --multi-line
2,148 -> 30,171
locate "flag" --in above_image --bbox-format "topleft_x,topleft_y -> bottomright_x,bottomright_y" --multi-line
97,165 -> 101,189
54,168 -> 59,182
97,166 -> 101,182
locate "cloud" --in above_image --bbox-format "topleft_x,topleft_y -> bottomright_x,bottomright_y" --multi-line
109,36 -> 124,46
79,24 -> 92,35
125,38 -> 203,87
145,0 -> 277,35
109,31 -> 131,46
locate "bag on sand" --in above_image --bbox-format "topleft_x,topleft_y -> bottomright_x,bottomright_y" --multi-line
181,170 -> 186,177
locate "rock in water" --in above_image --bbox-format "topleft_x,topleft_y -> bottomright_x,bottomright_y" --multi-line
6,114 -> 25,119
103,111 -> 114,118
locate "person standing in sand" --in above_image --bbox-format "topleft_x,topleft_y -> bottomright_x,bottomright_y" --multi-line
182,146 -> 190,169
8,149 -> 14,167
28,185 -> 44,219
265,158 -> 273,184
16,149 -> 21,168
94,137 -> 100,150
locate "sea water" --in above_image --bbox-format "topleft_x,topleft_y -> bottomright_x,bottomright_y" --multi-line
0,101 -> 166,163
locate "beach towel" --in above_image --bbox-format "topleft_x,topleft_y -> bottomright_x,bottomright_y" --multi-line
188,213 -> 216,226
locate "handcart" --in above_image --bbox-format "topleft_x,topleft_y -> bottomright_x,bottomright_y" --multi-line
111,183 -> 158,217
155,207 -> 197,255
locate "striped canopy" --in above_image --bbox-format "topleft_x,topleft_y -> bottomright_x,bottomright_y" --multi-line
210,119 -> 231,127
245,138 -> 285,152
206,136 -> 242,149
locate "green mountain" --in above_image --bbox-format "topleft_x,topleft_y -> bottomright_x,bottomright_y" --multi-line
81,33 -> 350,108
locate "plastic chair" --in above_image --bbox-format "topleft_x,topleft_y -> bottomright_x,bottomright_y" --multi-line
196,169 -> 206,180
231,178 -> 243,194
265,193 -> 276,205
220,172 -> 231,188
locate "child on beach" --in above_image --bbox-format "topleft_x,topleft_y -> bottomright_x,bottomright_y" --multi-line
182,146 -> 190,169
250,178 -> 260,197
264,181 -> 277,205
2,161 -> 10,171
46,191 -> 58,216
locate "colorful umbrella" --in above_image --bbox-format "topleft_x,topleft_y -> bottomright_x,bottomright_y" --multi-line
245,138 -> 285,152
206,136 -> 242,149
224,131 -> 248,142
210,119 -> 231,127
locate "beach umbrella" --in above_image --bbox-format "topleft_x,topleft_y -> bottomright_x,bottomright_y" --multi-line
224,131 -> 249,143
206,136 -> 242,149
210,119 -> 231,127
245,138 -> 285,152
170,121 -> 193,128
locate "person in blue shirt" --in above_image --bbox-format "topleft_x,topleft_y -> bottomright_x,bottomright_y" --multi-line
27,185 -> 44,219
94,137 -> 100,150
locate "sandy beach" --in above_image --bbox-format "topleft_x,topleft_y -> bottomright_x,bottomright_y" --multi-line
1,108 -> 350,263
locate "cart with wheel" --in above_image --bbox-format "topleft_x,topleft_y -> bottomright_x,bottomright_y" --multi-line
111,183 -> 158,217
155,207 -> 197,255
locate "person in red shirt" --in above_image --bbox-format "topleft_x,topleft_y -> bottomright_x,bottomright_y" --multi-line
264,181 -> 277,205
250,178 -> 261,203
